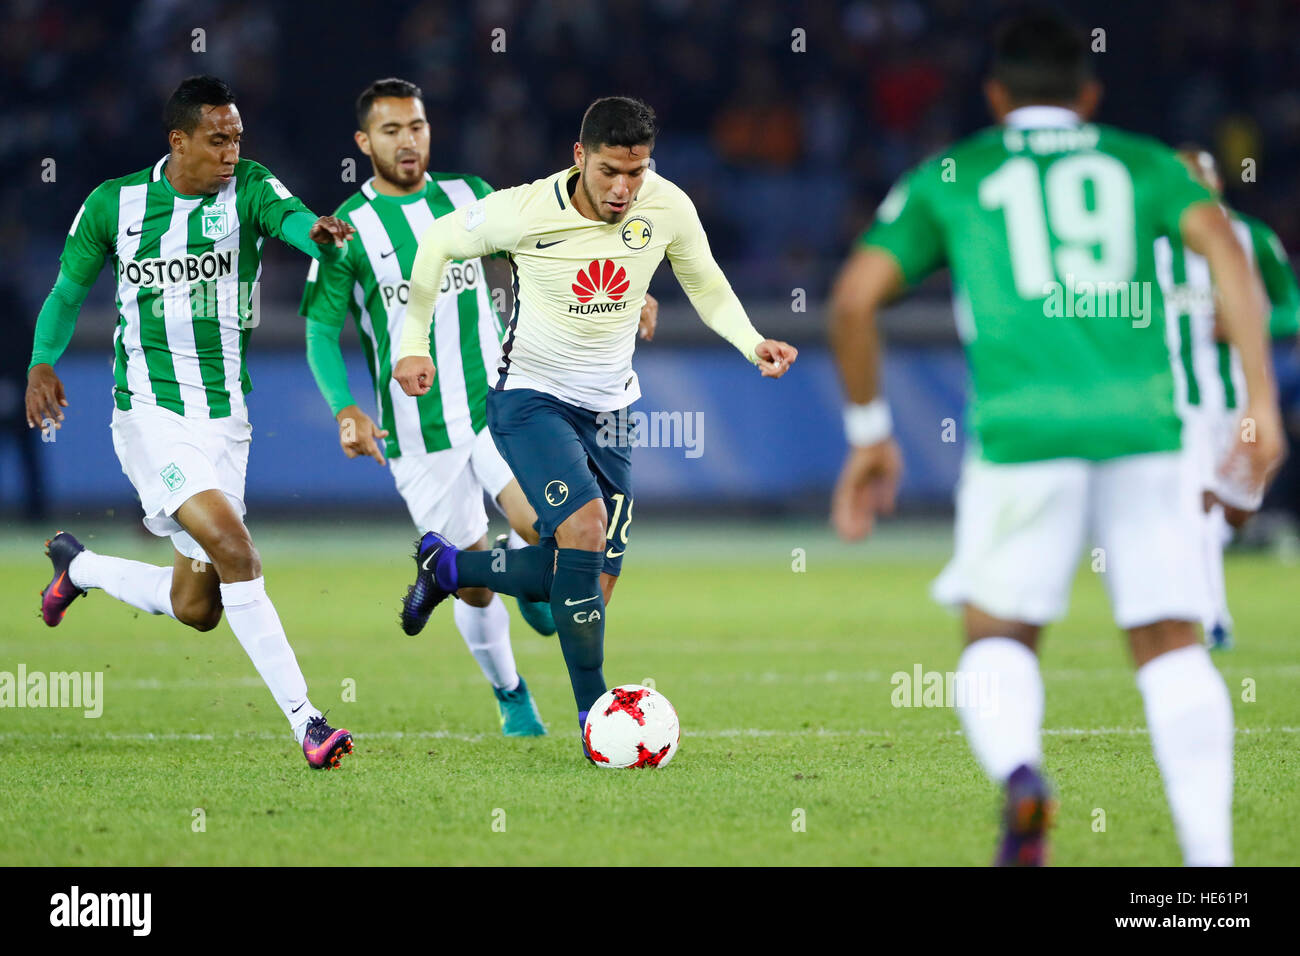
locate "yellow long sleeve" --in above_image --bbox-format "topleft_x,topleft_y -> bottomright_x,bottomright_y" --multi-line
665,191 -> 764,362
398,220 -> 454,361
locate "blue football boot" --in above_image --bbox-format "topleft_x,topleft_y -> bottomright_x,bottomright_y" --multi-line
401,531 -> 457,636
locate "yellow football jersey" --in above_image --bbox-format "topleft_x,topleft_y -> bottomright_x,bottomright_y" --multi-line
399,165 -> 764,411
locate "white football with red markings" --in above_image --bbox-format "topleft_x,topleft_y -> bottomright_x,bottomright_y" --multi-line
583,685 -> 680,769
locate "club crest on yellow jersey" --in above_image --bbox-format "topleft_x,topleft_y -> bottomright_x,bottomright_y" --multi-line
620,216 -> 653,250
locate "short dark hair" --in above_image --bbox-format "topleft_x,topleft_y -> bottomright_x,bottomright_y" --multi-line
163,75 -> 236,135
990,10 -> 1092,105
356,77 -> 423,129
579,96 -> 657,152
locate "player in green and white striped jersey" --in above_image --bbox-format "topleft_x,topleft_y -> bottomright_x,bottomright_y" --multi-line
25,76 -> 358,769
1156,147 -> 1300,649
301,79 -> 558,735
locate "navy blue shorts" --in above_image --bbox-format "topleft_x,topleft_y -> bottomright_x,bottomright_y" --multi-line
486,387 -> 634,576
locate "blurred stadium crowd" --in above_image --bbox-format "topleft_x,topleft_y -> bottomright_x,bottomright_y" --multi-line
3,0 -> 1299,307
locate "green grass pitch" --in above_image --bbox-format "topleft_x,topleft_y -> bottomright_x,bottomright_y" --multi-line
1,519 -> 1296,865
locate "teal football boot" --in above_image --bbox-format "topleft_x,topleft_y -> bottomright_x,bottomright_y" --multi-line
495,675 -> 547,737
517,597 -> 557,637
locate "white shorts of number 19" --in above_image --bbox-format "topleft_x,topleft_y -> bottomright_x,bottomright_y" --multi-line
110,402 -> 251,563
932,451 -> 1204,629
388,427 -> 516,548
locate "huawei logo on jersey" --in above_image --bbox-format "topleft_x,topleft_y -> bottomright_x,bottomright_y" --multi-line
572,260 -> 629,303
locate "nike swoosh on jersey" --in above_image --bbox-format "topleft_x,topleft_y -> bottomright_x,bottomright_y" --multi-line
605,548 -> 625,559
381,245 -> 405,259
563,595 -> 600,606
535,239 -> 565,249
126,224 -> 143,237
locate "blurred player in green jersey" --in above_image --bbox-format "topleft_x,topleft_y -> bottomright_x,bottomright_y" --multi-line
829,13 -> 1284,865
1156,146 -> 1300,650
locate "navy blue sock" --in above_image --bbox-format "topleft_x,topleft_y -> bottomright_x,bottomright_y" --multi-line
551,548 -> 607,714
441,544 -> 555,602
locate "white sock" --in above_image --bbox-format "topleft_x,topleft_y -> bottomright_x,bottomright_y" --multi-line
453,595 -> 519,691
218,577 -> 319,740
507,529 -> 528,550
68,550 -> 176,619
955,637 -> 1044,781
1136,644 -> 1234,866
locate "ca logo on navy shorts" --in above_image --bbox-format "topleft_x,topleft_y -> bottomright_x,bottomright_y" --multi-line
544,480 -> 569,506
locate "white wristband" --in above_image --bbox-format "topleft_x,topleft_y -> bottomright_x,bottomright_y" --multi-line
843,398 -> 893,447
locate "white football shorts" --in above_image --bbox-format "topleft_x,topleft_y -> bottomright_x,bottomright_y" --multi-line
388,427 -> 516,548
932,450 -> 1204,629
110,402 -> 251,562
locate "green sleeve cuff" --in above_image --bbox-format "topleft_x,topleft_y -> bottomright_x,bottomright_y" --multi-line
1270,304 -> 1300,340
29,270 -> 91,370
282,212 -> 345,262
306,319 -> 356,416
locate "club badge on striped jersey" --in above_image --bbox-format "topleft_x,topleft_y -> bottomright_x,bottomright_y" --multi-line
201,203 -> 230,240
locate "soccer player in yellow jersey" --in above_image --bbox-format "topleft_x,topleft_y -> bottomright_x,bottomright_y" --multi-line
391,97 -> 797,761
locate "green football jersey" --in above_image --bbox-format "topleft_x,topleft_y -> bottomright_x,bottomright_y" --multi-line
61,156 -> 311,418
862,108 -> 1214,463
1155,227 -> 1226,411
1238,212 -> 1300,340
299,172 -> 501,459
1157,210 -> 1297,413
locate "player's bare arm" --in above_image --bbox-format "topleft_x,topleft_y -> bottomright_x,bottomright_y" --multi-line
335,404 -> 389,465
828,247 -> 906,540
25,363 -> 68,431
1181,202 -> 1287,490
